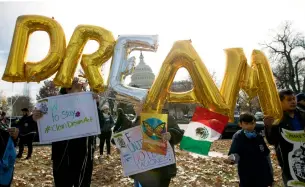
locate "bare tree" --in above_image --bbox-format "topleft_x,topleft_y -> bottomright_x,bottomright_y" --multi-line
261,21 -> 305,93
0,91 -> 9,112
180,104 -> 192,115
36,80 -> 59,100
170,80 -> 193,92
7,95 -> 34,116
237,91 -> 261,113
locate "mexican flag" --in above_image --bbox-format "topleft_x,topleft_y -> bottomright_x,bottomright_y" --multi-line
180,107 -> 229,155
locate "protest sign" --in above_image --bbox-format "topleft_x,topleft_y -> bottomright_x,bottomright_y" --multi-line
36,92 -> 100,143
281,129 -> 305,186
141,113 -> 168,155
113,126 -> 175,176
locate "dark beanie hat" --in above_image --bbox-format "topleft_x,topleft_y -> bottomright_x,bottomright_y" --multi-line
296,93 -> 305,102
59,88 -> 68,95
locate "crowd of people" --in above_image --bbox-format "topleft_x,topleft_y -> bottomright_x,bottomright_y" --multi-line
1,76 -> 305,187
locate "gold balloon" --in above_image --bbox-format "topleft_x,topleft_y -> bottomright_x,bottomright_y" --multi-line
143,43 -> 281,123
143,40 -> 230,116
220,48 -> 247,120
2,15 -> 66,82
251,50 -> 282,120
53,25 -> 115,92
241,66 -> 259,99
220,48 -> 281,122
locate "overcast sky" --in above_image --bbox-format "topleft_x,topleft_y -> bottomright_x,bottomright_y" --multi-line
1,0 -> 305,100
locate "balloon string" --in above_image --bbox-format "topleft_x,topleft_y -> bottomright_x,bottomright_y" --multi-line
10,83 -> 14,128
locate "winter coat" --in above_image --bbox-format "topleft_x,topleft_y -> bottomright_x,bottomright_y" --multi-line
229,130 -> 273,187
16,115 -> 37,136
98,111 -> 114,132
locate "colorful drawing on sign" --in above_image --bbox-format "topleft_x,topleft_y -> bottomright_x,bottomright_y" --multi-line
36,99 -> 49,114
141,113 -> 168,155
281,129 -> 305,186
113,126 -> 175,176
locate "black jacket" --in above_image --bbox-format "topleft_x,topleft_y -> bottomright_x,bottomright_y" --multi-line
229,130 -> 273,187
17,115 -> 37,136
131,115 -> 184,179
265,109 -> 305,182
297,103 -> 305,113
98,110 -> 114,132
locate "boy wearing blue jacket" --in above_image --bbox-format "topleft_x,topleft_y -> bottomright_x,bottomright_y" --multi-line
225,112 -> 273,187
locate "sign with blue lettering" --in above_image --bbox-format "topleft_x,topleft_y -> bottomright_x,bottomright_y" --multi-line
113,126 -> 175,176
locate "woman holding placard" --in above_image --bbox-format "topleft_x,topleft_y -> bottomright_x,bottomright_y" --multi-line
32,77 -> 97,187
129,104 -> 184,187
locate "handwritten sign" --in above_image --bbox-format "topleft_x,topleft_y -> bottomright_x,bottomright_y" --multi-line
113,126 -> 175,176
36,92 -> 100,144
282,129 -> 305,186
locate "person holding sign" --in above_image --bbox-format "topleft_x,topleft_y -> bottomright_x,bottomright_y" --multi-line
264,89 -> 305,187
0,126 -> 19,187
32,77 -> 97,187
130,104 -> 184,187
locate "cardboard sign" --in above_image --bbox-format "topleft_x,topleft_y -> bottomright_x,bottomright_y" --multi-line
36,92 -> 100,143
113,126 -> 175,176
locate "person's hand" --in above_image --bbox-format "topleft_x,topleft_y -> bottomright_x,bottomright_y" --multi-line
133,103 -> 143,116
162,132 -> 171,141
32,110 -> 43,121
264,116 -> 275,127
8,127 -> 19,139
116,148 -> 121,154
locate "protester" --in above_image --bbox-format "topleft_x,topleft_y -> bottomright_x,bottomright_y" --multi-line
129,104 -> 184,187
296,93 -> 305,112
225,112 -> 273,187
32,77 -> 97,187
16,108 -> 37,159
113,108 -> 132,134
0,125 -> 19,187
98,105 -> 114,158
264,89 -> 305,186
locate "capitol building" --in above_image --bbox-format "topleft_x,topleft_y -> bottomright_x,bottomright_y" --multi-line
129,52 -> 155,89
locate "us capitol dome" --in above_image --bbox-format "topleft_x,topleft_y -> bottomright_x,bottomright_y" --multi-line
129,52 -> 155,89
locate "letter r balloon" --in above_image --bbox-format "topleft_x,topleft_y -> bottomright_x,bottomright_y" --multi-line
53,25 -> 115,92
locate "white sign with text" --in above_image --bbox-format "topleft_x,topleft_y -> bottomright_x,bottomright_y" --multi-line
113,126 -> 175,176
36,92 -> 100,144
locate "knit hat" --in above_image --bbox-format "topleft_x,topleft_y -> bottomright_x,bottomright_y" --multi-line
101,105 -> 109,111
296,93 -> 305,102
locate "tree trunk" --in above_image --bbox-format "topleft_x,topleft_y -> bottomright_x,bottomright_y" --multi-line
303,77 -> 305,93
286,56 -> 298,92
295,61 -> 301,92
